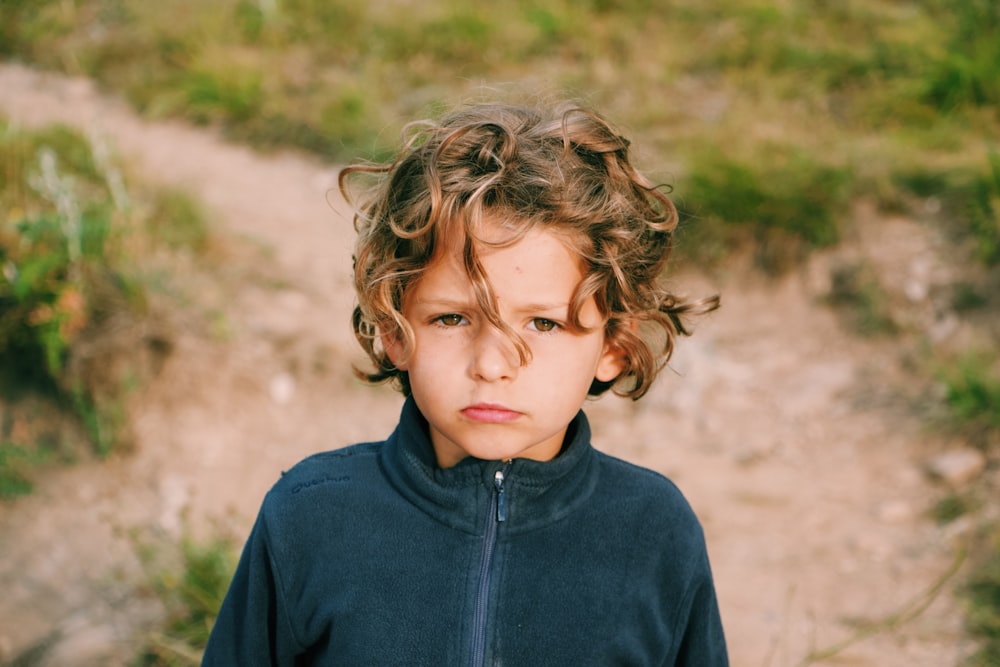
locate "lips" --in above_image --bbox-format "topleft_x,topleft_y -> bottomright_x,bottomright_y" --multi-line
461,403 -> 522,423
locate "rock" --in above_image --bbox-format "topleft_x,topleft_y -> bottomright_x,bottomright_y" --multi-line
877,499 -> 916,523
158,475 -> 190,535
269,372 -> 296,405
925,449 -> 987,486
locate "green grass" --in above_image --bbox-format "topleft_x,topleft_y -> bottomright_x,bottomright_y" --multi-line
0,116 -> 209,488
145,189 -> 211,253
966,153 -> 1000,267
929,492 -> 978,525
134,528 -> 238,666
826,261 -> 898,337
964,523 -> 1000,666
936,351 -> 1000,447
1,119 -> 133,443
890,153 -> 1000,267
920,0 -> 1000,113
2,1 -> 995,268
677,146 -> 851,272
0,441 -> 51,498
3,1 -> 994,157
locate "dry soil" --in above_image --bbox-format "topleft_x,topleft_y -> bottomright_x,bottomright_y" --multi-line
0,64 -> 979,666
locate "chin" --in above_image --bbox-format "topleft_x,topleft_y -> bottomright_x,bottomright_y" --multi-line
461,442 -> 527,462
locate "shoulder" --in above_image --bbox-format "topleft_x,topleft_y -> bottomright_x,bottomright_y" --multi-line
272,441 -> 383,493
590,452 -> 714,583
256,441 -> 386,521
595,450 -> 689,501
593,450 -> 705,535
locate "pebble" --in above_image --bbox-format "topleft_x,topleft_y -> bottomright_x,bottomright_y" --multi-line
270,372 -> 297,405
925,449 -> 987,486
158,475 -> 190,535
877,499 -> 916,523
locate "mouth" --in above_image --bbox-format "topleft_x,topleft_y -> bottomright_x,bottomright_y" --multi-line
461,403 -> 522,423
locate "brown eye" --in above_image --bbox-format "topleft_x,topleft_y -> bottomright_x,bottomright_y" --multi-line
530,318 -> 558,332
436,314 -> 466,326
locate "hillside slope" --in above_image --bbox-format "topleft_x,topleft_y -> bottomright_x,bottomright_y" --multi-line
0,64 -> 977,666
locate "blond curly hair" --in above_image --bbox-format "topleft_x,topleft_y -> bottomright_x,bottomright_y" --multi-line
339,101 -> 718,399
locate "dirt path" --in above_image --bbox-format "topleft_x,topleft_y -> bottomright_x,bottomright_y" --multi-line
0,63 -> 976,666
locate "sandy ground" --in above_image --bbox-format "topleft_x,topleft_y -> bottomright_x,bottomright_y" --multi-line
0,63 -> 980,666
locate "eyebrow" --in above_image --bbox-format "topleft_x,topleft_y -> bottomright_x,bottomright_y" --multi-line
413,297 -> 570,313
410,298 -> 472,309
516,302 -> 571,314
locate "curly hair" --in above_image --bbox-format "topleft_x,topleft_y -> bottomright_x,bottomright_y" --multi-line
339,101 -> 718,400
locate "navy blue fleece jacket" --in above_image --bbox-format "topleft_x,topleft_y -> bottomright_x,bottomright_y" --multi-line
202,398 -> 728,666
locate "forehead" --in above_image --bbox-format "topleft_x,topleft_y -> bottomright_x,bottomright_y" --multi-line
414,223 -> 586,302
436,212 -> 589,262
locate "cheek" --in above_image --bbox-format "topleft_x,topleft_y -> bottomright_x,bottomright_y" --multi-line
536,339 -> 607,380
407,333 -> 459,376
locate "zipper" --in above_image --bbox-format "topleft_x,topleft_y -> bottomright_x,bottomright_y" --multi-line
470,460 -> 512,667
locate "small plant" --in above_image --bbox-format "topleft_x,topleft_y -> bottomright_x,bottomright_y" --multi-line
1,121 -> 133,452
936,351 -> 1000,449
826,261 -> 898,337
963,522 -> 1000,666
134,527 -> 239,666
145,188 -> 211,253
0,117 -> 206,491
921,0 -> 1000,112
0,441 -> 50,498
181,60 -> 264,127
891,154 -> 1000,268
929,491 -> 979,525
679,147 -> 851,273
966,152 -> 1000,267
951,282 -> 990,313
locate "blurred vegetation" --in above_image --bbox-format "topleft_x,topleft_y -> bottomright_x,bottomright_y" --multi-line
891,152 -> 1000,268
0,0 -> 995,275
1,0 -> 998,661
964,521 -> 1000,667
0,116 -> 208,495
678,147 -> 851,272
929,490 -> 980,526
0,439 -> 50,498
936,351 -> 1000,449
133,527 -> 239,666
825,260 -> 899,337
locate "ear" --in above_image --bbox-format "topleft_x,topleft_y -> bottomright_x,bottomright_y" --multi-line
595,340 -> 627,382
594,318 -> 636,382
381,329 -> 409,371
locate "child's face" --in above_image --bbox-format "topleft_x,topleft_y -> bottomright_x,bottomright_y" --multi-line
386,223 -> 625,468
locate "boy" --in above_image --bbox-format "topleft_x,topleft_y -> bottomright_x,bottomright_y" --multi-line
202,101 -> 727,665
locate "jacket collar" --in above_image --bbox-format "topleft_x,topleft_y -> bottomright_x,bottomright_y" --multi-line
380,397 -> 600,535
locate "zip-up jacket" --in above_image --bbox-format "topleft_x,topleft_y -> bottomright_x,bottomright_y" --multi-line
202,398 -> 728,666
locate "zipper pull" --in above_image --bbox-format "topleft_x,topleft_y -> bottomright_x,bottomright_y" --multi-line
494,469 -> 507,522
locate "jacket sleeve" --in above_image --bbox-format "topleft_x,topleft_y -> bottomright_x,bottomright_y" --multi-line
201,510 -> 303,666
671,569 -> 729,667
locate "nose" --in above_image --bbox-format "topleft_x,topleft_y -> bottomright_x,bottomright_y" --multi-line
469,325 -> 519,382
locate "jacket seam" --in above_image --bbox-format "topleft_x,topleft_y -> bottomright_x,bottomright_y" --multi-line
261,508 -> 308,654
667,545 -> 710,664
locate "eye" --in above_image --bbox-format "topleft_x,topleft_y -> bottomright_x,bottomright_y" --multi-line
528,318 -> 559,333
434,313 -> 467,327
